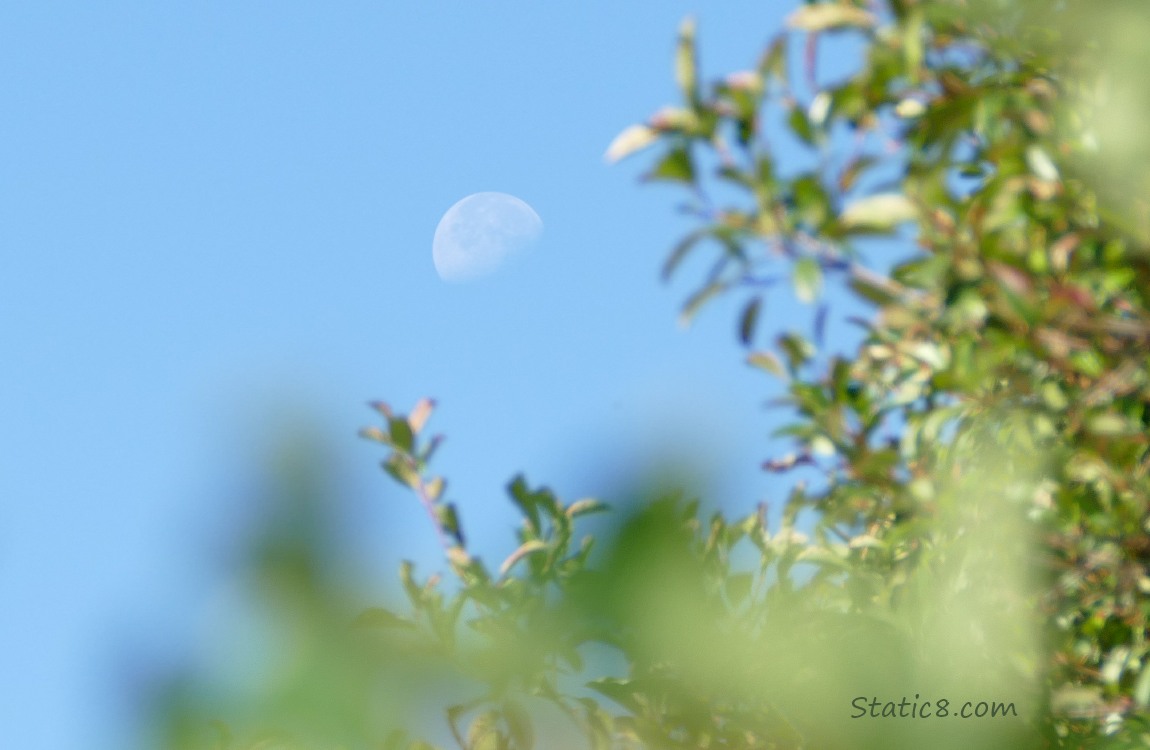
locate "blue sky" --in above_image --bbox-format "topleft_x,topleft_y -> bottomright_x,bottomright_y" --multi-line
0,3 -> 886,747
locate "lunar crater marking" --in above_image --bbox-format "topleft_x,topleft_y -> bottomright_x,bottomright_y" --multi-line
432,192 -> 543,282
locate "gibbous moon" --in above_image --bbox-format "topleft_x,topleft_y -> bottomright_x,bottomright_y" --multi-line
432,192 -> 542,282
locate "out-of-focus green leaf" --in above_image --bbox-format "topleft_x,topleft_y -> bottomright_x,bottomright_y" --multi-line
788,105 -> 817,146
499,540 -> 548,576
1086,412 -> 1138,437
436,503 -> 464,544
408,398 -> 435,434
388,417 -> 414,453
468,711 -> 503,750
738,296 -> 762,345
644,146 -> 695,183
508,474 -> 542,534
604,124 -> 659,163
353,607 -> 416,630
839,193 -> 917,231
678,281 -> 727,328
503,699 -> 534,750
566,498 -> 609,518
1025,145 -> 1060,182
423,476 -> 445,502
675,16 -> 698,104
778,331 -> 815,372
758,34 -> 787,84
1134,664 -> 1150,707
793,257 -> 823,303
748,350 -> 787,379
384,454 -> 420,489
786,4 -> 875,32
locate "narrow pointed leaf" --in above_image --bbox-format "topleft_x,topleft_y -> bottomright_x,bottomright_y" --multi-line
408,397 -> 435,434
566,498 -> 609,518
786,4 -> 875,32
605,124 -> 658,163
675,16 -> 698,103
679,281 -> 726,327
738,296 -> 762,345
499,540 -> 548,576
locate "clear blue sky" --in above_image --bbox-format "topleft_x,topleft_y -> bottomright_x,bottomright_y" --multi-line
0,3 -> 881,747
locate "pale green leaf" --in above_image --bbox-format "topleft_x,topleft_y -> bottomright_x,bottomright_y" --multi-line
408,397 -> 435,434
793,257 -> 823,303
604,124 -> 658,163
840,193 -> 917,231
499,539 -> 548,576
1025,145 -> 1060,182
566,498 -> 609,518
748,351 -> 787,378
786,4 -> 875,32
675,16 -> 698,103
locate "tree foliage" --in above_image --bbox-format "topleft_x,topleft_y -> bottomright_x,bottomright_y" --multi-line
153,1 -> 1150,748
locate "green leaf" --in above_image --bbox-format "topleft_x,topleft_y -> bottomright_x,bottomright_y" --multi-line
839,193 -> 917,232
758,35 -> 787,84
738,296 -> 762,345
793,257 -> 823,303
786,4 -> 875,32
353,607 -> 416,630
508,474 -> 542,533
503,699 -> 534,750
423,476 -> 445,502
644,147 -> 695,183
468,711 -> 503,750
383,454 -> 420,489
903,6 -> 925,81
499,540 -> 548,576
435,503 -> 464,545
661,228 -> 707,281
1134,663 -> 1150,707
1069,350 -> 1104,378
408,397 -> 435,434
778,332 -> 815,372
388,417 -> 414,453
400,560 -> 423,606
1025,144 -> 1059,182
604,124 -> 658,163
792,174 -> 831,228
788,105 -> 817,147
1086,412 -> 1137,437
678,281 -> 726,328
675,16 -> 698,103
748,350 -> 786,378
566,497 -> 609,518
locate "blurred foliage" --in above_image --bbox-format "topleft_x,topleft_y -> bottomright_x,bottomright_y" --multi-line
149,1 -> 1150,748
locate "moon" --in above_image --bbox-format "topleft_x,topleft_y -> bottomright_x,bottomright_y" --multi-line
432,192 -> 543,282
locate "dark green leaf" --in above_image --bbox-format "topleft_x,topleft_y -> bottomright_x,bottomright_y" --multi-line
738,296 -> 762,346
388,417 -> 414,453
788,105 -> 817,147
644,146 -> 695,183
